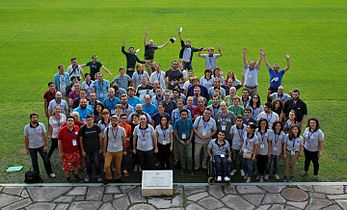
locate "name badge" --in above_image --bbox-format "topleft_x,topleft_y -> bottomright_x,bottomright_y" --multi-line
243,148 -> 249,153
163,139 -> 170,145
140,139 -> 146,145
273,146 -> 278,152
202,130 -> 207,136
290,150 -> 295,155
182,132 -> 186,140
221,125 -> 226,131
72,139 -> 77,146
220,154 -> 225,158
260,144 -> 265,149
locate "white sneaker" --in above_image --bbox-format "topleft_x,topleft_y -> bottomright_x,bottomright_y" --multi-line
217,176 -> 222,182
240,170 -> 245,177
49,173 -> 56,178
224,177 -> 230,182
230,169 -> 237,176
84,175 -> 90,182
97,176 -> 102,182
274,174 -> 280,180
246,177 -> 251,183
259,176 -> 264,183
264,174 -> 269,180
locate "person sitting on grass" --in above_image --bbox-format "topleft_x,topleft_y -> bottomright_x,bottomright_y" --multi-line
207,131 -> 232,182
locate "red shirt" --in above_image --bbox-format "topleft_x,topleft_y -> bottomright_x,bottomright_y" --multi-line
58,125 -> 80,154
62,120 -> 85,128
43,90 -> 56,108
193,106 -> 206,117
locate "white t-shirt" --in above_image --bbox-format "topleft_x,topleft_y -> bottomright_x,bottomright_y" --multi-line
49,114 -> 66,138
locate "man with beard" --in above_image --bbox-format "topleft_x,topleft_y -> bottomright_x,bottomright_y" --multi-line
165,60 -> 184,90
73,98 -> 94,123
119,94 -> 134,117
67,57 -> 84,81
103,88 -> 121,115
151,88 -> 165,107
103,115 -> 126,184
48,91 -> 69,116
149,63 -> 167,90
283,88 -> 307,126
162,90 -> 177,115
79,115 -> 103,182
128,104 -> 152,123
58,116 -> 83,182
92,72 -> 110,102
127,87 -> 142,109
215,102 -> 236,140
257,102 -> 279,129
24,113 -> 56,179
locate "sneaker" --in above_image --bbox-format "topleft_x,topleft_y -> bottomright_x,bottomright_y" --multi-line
240,170 -> 245,177
259,176 -> 264,183
103,179 -> 110,185
84,175 -> 90,182
217,176 -> 222,182
274,174 -> 280,180
311,175 -> 318,181
74,175 -> 82,182
246,177 -> 251,183
256,176 -> 260,180
133,165 -> 138,172
264,174 -> 269,180
224,176 -> 230,182
49,173 -> 56,178
301,171 -> 308,177
97,176 -> 102,182
230,169 -> 237,176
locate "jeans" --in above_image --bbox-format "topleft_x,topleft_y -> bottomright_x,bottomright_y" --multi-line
214,155 -> 229,177
126,70 -> 134,78
304,149 -> 320,175
231,149 -> 243,171
266,154 -> 279,175
48,138 -> 58,159
177,142 -> 193,170
29,146 -> 53,176
104,151 -> 122,180
243,158 -> 254,177
85,150 -> 100,176
138,149 -> 154,170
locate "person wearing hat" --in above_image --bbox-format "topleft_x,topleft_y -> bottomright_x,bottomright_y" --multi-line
103,115 -> 126,184
198,47 -> 223,70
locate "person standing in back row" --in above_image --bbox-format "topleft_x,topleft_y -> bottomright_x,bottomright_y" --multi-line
121,41 -> 145,77
241,48 -> 264,96
82,55 -> 112,80
178,28 -> 203,70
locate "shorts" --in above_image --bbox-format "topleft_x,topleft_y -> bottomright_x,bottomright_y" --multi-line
62,151 -> 81,173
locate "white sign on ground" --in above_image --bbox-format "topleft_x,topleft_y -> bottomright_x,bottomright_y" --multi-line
141,170 -> 173,197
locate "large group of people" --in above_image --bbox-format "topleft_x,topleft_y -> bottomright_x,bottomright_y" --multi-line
24,29 -> 325,184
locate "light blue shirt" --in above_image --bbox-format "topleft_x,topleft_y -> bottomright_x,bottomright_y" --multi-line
73,107 -> 94,122
244,67 -> 259,87
92,79 -> 110,101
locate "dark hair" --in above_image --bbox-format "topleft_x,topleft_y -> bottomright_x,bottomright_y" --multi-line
213,67 -> 221,77
128,47 -> 134,50
264,102 -> 272,109
86,114 -> 94,119
272,99 -> 283,115
48,82 -> 54,87
66,115 -> 75,121
288,124 -> 301,139
242,88 -> 249,93
306,117 -> 320,132
247,123 -> 257,138
180,109 -> 189,115
292,88 -> 300,94
272,121 -> 284,134
92,55 -> 97,59
131,113 -> 140,121
217,130 -> 226,135
29,112 -> 39,119
236,115 -> 243,120
70,57 -> 76,62
93,102 -> 105,115
70,76 -> 77,82
244,107 -> 252,113
257,118 -> 269,132
251,94 -> 261,108
84,73 -> 91,78
159,115 -> 170,128
120,113 -> 128,118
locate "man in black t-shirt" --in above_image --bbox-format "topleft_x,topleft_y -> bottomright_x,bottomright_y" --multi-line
79,115 -> 103,182
82,55 -> 112,80
165,60 -> 184,90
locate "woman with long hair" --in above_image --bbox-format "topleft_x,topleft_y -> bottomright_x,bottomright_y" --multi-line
240,123 -> 258,183
250,94 -> 264,119
302,118 -> 325,181
97,109 -> 111,133
283,124 -> 303,182
225,70 -> 241,89
93,102 -> 105,123
155,115 -> 173,169
267,121 -> 285,180
272,99 -> 284,122
255,118 -> 271,182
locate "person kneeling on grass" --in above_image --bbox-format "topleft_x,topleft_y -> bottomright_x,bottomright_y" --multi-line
208,131 -> 232,182
103,115 -> 126,184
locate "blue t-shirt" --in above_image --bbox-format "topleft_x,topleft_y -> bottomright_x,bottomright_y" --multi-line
73,107 -> 94,122
127,96 -> 142,109
142,103 -> 158,117
103,97 -> 121,115
92,80 -> 110,101
269,68 -> 285,89
173,118 -> 193,141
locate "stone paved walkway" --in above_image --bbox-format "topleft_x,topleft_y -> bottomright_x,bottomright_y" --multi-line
0,183 -> 346,210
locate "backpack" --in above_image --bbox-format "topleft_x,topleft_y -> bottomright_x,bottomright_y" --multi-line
24,170 -> 43,183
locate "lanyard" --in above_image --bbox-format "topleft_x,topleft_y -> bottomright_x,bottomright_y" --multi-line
237,127 -> 243,139
274,134 -> 279,143
217,141 -> 225,153
54,115 -> 61,127
245,137 -> 250,146
266,113 -> 272,123
111,127 -> 119,142
162,127 -> 167,138
156,72 -> 161,82
292,137 -> 296,148
203,120 -> 209,130
260,131 -> 266,142
307,131 -> 314,141
140,127 -> 147,139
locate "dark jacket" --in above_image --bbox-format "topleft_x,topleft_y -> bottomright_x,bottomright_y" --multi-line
178,40 -> 203,62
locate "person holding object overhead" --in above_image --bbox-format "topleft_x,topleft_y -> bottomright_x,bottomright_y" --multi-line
121,40 -> 145,77
178,27 -> 203,70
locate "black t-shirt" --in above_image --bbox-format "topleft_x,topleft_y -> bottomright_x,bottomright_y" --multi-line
144,45 -> 158,60
86,61 -> 102,79
79,124 -> 101,152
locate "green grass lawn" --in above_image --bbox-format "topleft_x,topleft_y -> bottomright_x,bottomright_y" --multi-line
1,0 -> 346,183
